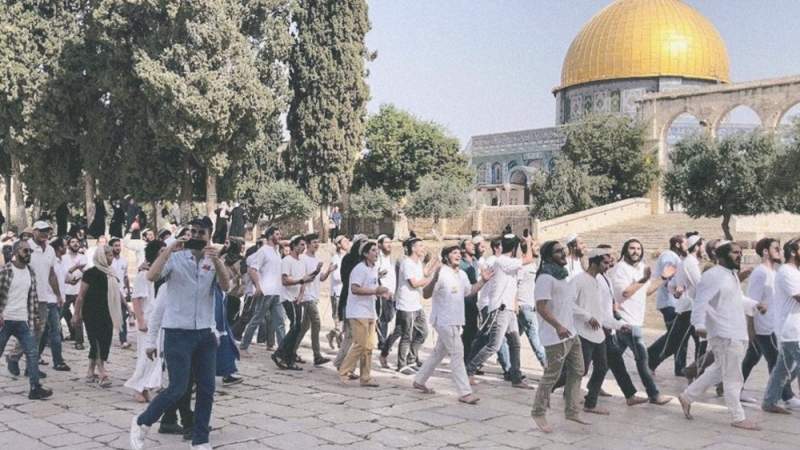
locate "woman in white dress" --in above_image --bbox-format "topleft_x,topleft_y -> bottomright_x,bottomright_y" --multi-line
124,240 -> 165,402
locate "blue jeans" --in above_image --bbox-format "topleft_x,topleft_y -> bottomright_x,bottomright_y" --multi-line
762,341 -> 800,408
240,295 -> 285,350
39,303 -> 64,366
615,326 -> 660,399
517,305 -> 547,366
0,320 -> 40,387
138,328 -> 217,445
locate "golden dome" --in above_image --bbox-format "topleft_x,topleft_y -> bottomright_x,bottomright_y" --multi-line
559,0 -> 730,89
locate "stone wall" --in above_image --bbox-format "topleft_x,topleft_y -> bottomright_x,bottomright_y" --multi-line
732,212 -> 800,238
535,197 -> 652,241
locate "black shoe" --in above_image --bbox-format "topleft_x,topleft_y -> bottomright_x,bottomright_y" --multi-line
314,357 -> 331,366
503,372 -> 512,382
53,363 -> 71,372
158,423 -> 184,435
271,353 -> 287,369
38,358 -> 49,366
6,357 -> 20,376
28,385 -> 53,400
25,368 -> 46,379
222,374 -> 244,385
285,364 -> 303,371
183,431 -> 192,441
474,369 -> 485,376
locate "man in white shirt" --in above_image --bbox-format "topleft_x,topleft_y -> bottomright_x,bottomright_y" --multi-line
295,233 -> 335,366
241,226 -> 287,354
609,238 -> 674,405
465,234 -> 534,388
565,235 -> 586,281
516,239 -> 546,367
327,235 -> 351,349
29,221 -> 70,371
413,245 -> 491,404
531,240 -> 584,433
743,238 -> 798,406
472,238 -> 513,376
0,239 -> 53,399
651,235 -> 688,374
762,239 -> 800,415
648,234 -> 703,375
110,238 -> 131,349
375,235 -> 397,366
273,235 -> 317,370
381,236 -> 436,374
61,236 -> 87,349
679,242 -> 763,430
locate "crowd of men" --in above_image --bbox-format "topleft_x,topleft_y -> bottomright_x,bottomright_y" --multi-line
2,216 -> 800,449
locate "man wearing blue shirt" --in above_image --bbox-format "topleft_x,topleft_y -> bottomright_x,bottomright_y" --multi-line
130,218 -> 230,450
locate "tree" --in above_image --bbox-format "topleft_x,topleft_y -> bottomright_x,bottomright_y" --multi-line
243,180 -> 314,224
770,117 -> 800,213
349,186 -> 393,221
354,104 -> 473,200
405,175 -> 470,224
528,155 -> 611,220
561,114 -> 658,202
283,0 -> 371,206
664,132 -> 781,240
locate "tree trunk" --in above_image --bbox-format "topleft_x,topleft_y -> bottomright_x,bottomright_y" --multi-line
11,156 -> 26,228
152,200 -> 159,232
206,171 -> 217,218
319,206 -> 326,242
4,174 -> 11,230
721,214 -> 733,241
180,155 -> 193,221
84,172 -> 96,226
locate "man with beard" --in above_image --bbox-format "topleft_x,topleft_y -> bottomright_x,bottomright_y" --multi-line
652,235 -> 687,375
375,235 -> 397,367
327,235 -> 351,349
742,238 -> 798,407
516,238 -> 546,367
110,238 -> 132,349
62,236 -> 87,349
459,236 -> 482,362
609,239 -> 674,406
678,242 -> 764,430
565,235 -> 586,280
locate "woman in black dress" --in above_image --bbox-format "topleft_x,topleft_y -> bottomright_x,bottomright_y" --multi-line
72,244 -> 123,387
109,200 -> 125,238
88,198 -> 106,238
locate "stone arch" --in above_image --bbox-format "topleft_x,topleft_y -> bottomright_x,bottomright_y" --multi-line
779,102 -> 800,127
507,160 -> 519,172
714,104 -> 762,138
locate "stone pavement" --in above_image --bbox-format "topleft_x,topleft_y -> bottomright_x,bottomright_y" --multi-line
2,325 -> 799,449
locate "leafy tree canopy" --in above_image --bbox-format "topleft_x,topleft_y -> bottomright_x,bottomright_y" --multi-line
244,179 -> 314,224
348,186 -> 393,221
528,155 -> 611,220
405,175 -> 470,223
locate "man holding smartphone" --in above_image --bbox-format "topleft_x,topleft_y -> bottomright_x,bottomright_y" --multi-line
130,218 -> 230,450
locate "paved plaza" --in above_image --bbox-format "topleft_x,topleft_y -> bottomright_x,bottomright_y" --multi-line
1,320 -> 798,450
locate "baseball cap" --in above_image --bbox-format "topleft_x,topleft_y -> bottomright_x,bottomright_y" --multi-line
33,221 -> 52,231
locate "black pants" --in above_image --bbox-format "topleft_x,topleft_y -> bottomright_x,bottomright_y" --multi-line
648,311 -> 697,375
742,333 -> 794,401
84,315 -> 113,361
161,364 -> 194,429
381,309 -> 428,368
461,295 -> 479,364
602,330 -> 638,399
276,302 -> 303,364
376,298 -> 395,349
62,295 -> 83,344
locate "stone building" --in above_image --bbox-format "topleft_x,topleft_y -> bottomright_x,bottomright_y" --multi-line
467,0 -> 744,207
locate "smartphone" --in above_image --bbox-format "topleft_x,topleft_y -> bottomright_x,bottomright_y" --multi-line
184,239 -> 206,251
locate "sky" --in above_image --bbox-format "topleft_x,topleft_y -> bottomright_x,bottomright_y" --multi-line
365,0 -> 800,145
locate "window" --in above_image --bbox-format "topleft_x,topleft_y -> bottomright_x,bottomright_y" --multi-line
476,163 -> 488,184
491,162 -> 502,184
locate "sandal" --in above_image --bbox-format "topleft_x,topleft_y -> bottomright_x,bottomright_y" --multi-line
85,374 -> 99,384
413,382 -> 436,394
458,394 -> 480,405
98,376 -> 112,388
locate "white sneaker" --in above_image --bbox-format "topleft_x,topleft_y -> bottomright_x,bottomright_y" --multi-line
783,397 -> 800,409
190,444 -> 213,449
129,415 -> 150,450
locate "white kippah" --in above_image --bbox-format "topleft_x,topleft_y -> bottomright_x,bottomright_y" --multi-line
471,235 -> 484,245
587,248 -> 611,259
566,234 -> 578,245
687,235 -> 702,249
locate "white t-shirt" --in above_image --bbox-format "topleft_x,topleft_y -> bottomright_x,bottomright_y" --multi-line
281,255 -> 306,302
488,255 -> 522,312
477,255 -> 497,310
774,264 -> 800,342
111,256 -> 128,295
673,254 -> 702,314
654,250 -> 681,310
131,271 -> 156,319
534,273 -> 577,347
566,257 -> 584,281
53,257 -> 69,302
30,243 -> 57,303
396,258 -> 424,312
517,262 -> 538,308
302,254 -> 321,302
330,252 -> 344,297
377,252 -> 397,297
610,260 -> 650,327
572,272 -> 624,343
747,263 -> 777,336
5,266 -> 31,321
61,252 -> 87,296
248,245 -> 282,296
430,265 -> 471,327
346,262 -> 378,319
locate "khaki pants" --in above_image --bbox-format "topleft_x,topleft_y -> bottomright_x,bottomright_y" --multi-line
531,336 -> 584,419
293,302 -> 322,359
338,319 -> 377,384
